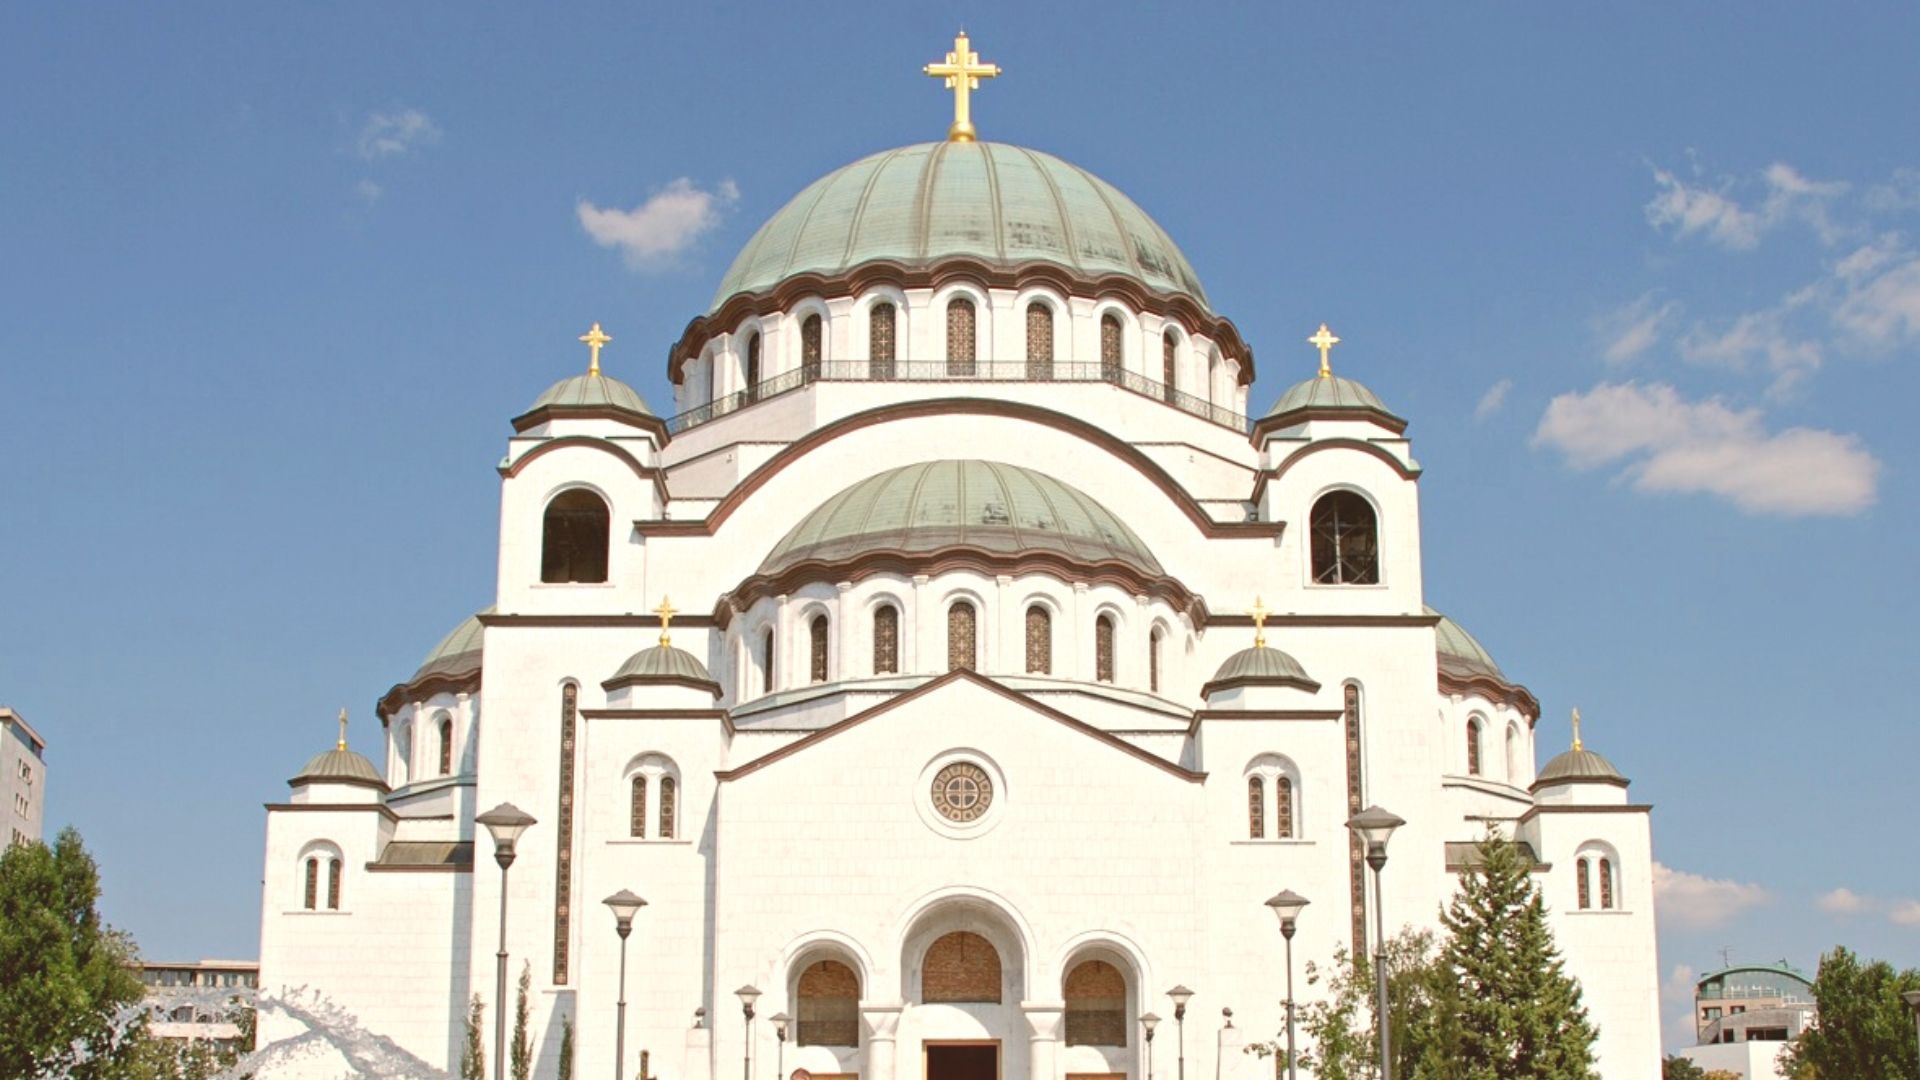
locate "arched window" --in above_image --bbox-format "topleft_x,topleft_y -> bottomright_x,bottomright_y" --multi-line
870,302 -> 897,380
760,628 -> 775,694
1026,302 -> 1054,380
946,297 -> 977,376
1063,959 -> 1127,1047
394,720 -> 413,784
1162,331 -> 1178,402
1576,858 -> 1592,910
873,604 -> 900,674
948,601 -> 977,672
1095,615 -> 1116,683
1309,491 -> 1380,585
659,776 -> 676,839
1466,718 -> 1483,776
437,715 -> 453,776
630,775 -> 647,838
1505,724 -> 1520,781
1025,606 -> 1052,674
303,857 -> 319,910
326,858 -> 342,910
797,959 -> 860,1047
744,333 -> 762,401
1247,776 -> 1265,839
541,490 -> 611,584
809,614 -> 829,683
1275,776 -> 1295,839
1100,313 -> 1123,380
628,755 -> 679,839
801,314 -> 823,381
1599,858 -> 1615,910
1148,630 -> 1162,693
923,931 -> 1000,1003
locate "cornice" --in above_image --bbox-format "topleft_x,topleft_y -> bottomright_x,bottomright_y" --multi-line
263,802 -> 399,824
1197,674 -> 1323,699
378,671 -> 481,722
476,613 -> 718,629
1207,613 -> 1441,628
600,673 -> 724,698
1252,406 -> 1409,440
1438,669 -> 1542,722
1518,804 -> 1653,823
1250,440 -> 1422,504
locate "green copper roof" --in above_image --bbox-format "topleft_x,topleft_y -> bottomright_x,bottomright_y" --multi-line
292,747 -> 385,787
714,142 -> 1210,312
1427,605 -> 1505,682
607,644 -> 717,689
411,608 -> 492,684
1536,747 -> 1626,786
1266,374 -> 1394,418
761,460 -> 1162,577
1206,645 -> 1318,690
526,372 -> 653,417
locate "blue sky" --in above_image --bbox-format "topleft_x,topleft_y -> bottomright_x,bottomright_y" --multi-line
2,3 -> 1915,1050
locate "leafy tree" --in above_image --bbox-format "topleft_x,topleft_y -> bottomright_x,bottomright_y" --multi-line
1778,946 -> 1920,1080
1661,1056 -> 1706,1080
460,995 -> 486,1080
1247,929 -> 1444,1080
558,1014 -> 574,1080
512,961 -> 534,1080
0,828 -> 146,1079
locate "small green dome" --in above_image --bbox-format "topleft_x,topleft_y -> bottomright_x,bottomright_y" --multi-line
1427,606 -> 1505,682
605,645 -> 719,695
525,373 -> 653,418
1266,374 -> 1394,419
411,608 -> 492,684
1536,747 -> 1626,786
292,747 -> 385,788
714,142 -> 1209,312
1204,645 -> 1320,695
761,460 -> 1162,577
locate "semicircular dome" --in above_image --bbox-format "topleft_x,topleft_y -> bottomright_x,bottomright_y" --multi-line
1536,747 -> 1626,786
292,747 -> 385,788
1267,374 -> 1394,418
606,645 -> 717,688
714,142 -> 1209,312
1205,645 -> 1319,693
760,460 -> 1162,578
525,373 -> 653,417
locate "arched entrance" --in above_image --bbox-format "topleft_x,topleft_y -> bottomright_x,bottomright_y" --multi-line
899,896 -> 1030,1080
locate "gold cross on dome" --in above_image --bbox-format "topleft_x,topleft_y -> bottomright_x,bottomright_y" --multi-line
654,595 -> 678,648
1308,323 -> 1340,378
1248,596 -> 1270,648
337,707 -> 349,752
924,31 -> 1001,143
1571,707 -> 1583,752
579,322 -> 612,376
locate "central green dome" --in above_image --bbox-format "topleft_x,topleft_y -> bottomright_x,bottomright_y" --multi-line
713,142 -> 1209,312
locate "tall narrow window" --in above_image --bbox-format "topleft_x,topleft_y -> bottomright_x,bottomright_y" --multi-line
1100,313 -> 1123,380
873,604 -> 900,674
1025,302 -> 1053,380
1025,606 -> 1052,674
1466,718 -> 1483,776
1506,726 -> 1520,782
1247,776 -> 1265,839
437,716 -> 453,776
541,490 -> 611,583
1162,332 -> 1178,402
394,721 -> 413,784
797,959 -> 861,1047
1599,858 -> 1615,910
1276,776 -> 1295,839
630,776 -> 647,838
870,302 -> 897,380
946,297 -> 977,376
1063,960 -> 1127,1047
1577,858 -> 1592,910
744,333 -> 762,402
303,858 -> 318,910
1094,615 -> 1116,683
761,629 -> 775,694
947,601 -> 977,672
659,776 -> 676,840
553,682 -> 579,983
326,858 -> 341,910
1310,491 -> 1380,585
801,314 -> 823,381
1343,684 -> 1367,956
1148,630 -> 1162,693
809,615 -> 829,683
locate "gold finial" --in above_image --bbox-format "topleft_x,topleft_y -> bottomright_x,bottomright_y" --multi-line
1308,323 -> 1340,379
654,595 -> 678,648
1571,707 -> 1583,753
579,322 -> 611,377
923,31 -> 1001,143
337,708 -> 349,752
1248,596 -> 1270,649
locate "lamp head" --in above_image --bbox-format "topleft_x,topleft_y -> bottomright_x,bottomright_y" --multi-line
770,1012 -> 791,1041
1140,1011 -> 1161,1039
736,984 -> 761,1019
604,889 -> 647,935
1903,989 -> 1920,1014
1345,805 -> 1405,860
1167,984 -> 1193,1019
475,802 -> 537,867
1265,889 -> 1310,938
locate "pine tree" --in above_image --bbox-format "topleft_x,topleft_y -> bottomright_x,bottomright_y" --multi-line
512,961 -> 534,1080
558,1014 -> 574,1080
460,995 -> 485,1080
1423,828 -> 1599,1080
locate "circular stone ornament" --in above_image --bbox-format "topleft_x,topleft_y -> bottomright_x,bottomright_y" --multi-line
931,762 -> 994,823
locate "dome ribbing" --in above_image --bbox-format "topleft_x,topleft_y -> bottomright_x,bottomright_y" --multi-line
605,645 -> 720,696
525,373 -> 653,418
292,748 -> 385,788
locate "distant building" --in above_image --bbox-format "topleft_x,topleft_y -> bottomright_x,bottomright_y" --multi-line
1674,962 -> 1814,1080
137,960 -> 259,1048
1,706 -> 46,849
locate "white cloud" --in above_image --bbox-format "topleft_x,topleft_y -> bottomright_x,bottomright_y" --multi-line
1647,168 -> 1761,249
1600,294 -> 1680,365
1890,900 -> 1920,927
1660,963 -> 1700,1052
1817,887 -> 1872,915
1650,862 -> 1773,929
1865,167 -> 1920,213
578,178 -> 740,268
1833,246 -> 1920,349
1473,379 -> 1512,421
357,108 -> 440,160
1679,310 -> 1823,396
355,179 -> 383,202
1534,382 -> 1880,516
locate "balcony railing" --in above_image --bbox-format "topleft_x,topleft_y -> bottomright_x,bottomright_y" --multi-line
663,359 -> 1249,435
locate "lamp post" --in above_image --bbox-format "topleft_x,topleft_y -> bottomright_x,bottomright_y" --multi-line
604,891 -> 648,1080
1265,890 -> 1310,1080
1140,1012 -> 1160,1080
476,803 -> 537,1080
1166,986 -> 1192,1080
737,985 -> 762,1080
770,1012 -> 790,1080
1346,806 -> 1404,1080
1902,990 -> 1920,1073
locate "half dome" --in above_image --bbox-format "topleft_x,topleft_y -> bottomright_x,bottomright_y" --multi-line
1536,747 -> 1627,787
1203,645 -> 1320,697
759,460 -> 1162,578
523,373 -> 654,418
291,747 -> 386,789
713,142 -> 1209,312
1264,374 -> 1402,429
604,645 -> 720,696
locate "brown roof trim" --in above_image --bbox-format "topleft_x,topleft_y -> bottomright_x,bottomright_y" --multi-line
1250,440 -> 1421,502
671,257 -> 1255,386
365,862 -> 472,874
263,802 -> 399,824
638,398 -> 1285,542
716,668 -> 1204,783
500,437 -> 671,505
600,673 -> 724,698
510,405 -> 668,440
1207,613 -> 1441,628
580,708 -> 731,720
1187,707 -> 1343,736
1252,406 -> 1409,439
1437,670 -> 1542,723
1528,774 -> 1632,794
1198,674 -> 1322,699
286,774 -> 388,793
378,671 -> 481,722
1517,804 -> 1653,824
477,613 -> 719,629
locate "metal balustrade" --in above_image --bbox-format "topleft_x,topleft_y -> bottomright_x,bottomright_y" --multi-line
664,360 -> 1249,434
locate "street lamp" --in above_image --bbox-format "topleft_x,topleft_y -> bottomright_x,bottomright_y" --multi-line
476,802 -> 536,1080
1140,1012 -> 1160,1080
604,891 -> 648,1080
770,1012 -> 791,1080
1265,890 -> 1310,1080
1166,986 -> 1193,1080
1346,806 -> 1404,1080
737,985 -> 762,1080
1902,990 -> 1920,1073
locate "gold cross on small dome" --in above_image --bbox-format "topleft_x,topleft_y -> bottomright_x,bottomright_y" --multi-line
337,707 -> 349,752
1571,707 -> 1583,752
1248,596 -> 1270,648
579,322 -> 612,376
654,595 -> 678,648
924,31 -> 1001,143
1308,323 -> 1340,378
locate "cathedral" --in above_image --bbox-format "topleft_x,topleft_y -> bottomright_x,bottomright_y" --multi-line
257,34 -> 1659,1079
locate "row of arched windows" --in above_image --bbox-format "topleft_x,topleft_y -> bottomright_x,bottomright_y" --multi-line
392,712 -> 461,785
1463,716 -> 1526,782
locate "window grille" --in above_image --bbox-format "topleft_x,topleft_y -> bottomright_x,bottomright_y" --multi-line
1276,776 -> 1295,839
1025,606 -> 1051,674
946,298 -> 977,376
326,858 -> 341,910
1577,858 -> 1592,910
553,682 -> 579,982
870,303 -> 897,380
1026,302 -> 1054,380
1100,314 -> 1122,380
659,776 -> 676,839
1163,333 -> 1178,402
630,776 -> 647,838
1600,858 -> 1614,909
1063,960 -> 1127,1046
762,629 -> 775,694
810,615 -> 829,683
801,314 -> 823,381
1095,615 -> 1115,683
797,959 -> 861,1047
438,718 -> 453,776
303,858 -> 318,910
1149,631 -> 1161,693
948,602 -> 977,672
1310,492 -> 1380,585
874,605 -> 900,674
1248,776 -> 1265,839
541,490 -> 611,583
1466,719 -> 1482,776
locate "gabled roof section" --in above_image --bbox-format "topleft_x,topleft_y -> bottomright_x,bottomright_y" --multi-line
715,668 -> 1203,783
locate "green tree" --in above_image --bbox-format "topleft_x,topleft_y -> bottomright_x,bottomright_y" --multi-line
512,962 -> 534,1080
1778,946 -> 1920,1080
557,1014 -> 574,1080
1421,829 -> 1598,1080
1661,1056 -> 1706,1080
460,995 -> 486,1080
0,828 -> 146,1079
1247,929 -> 1444,1080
